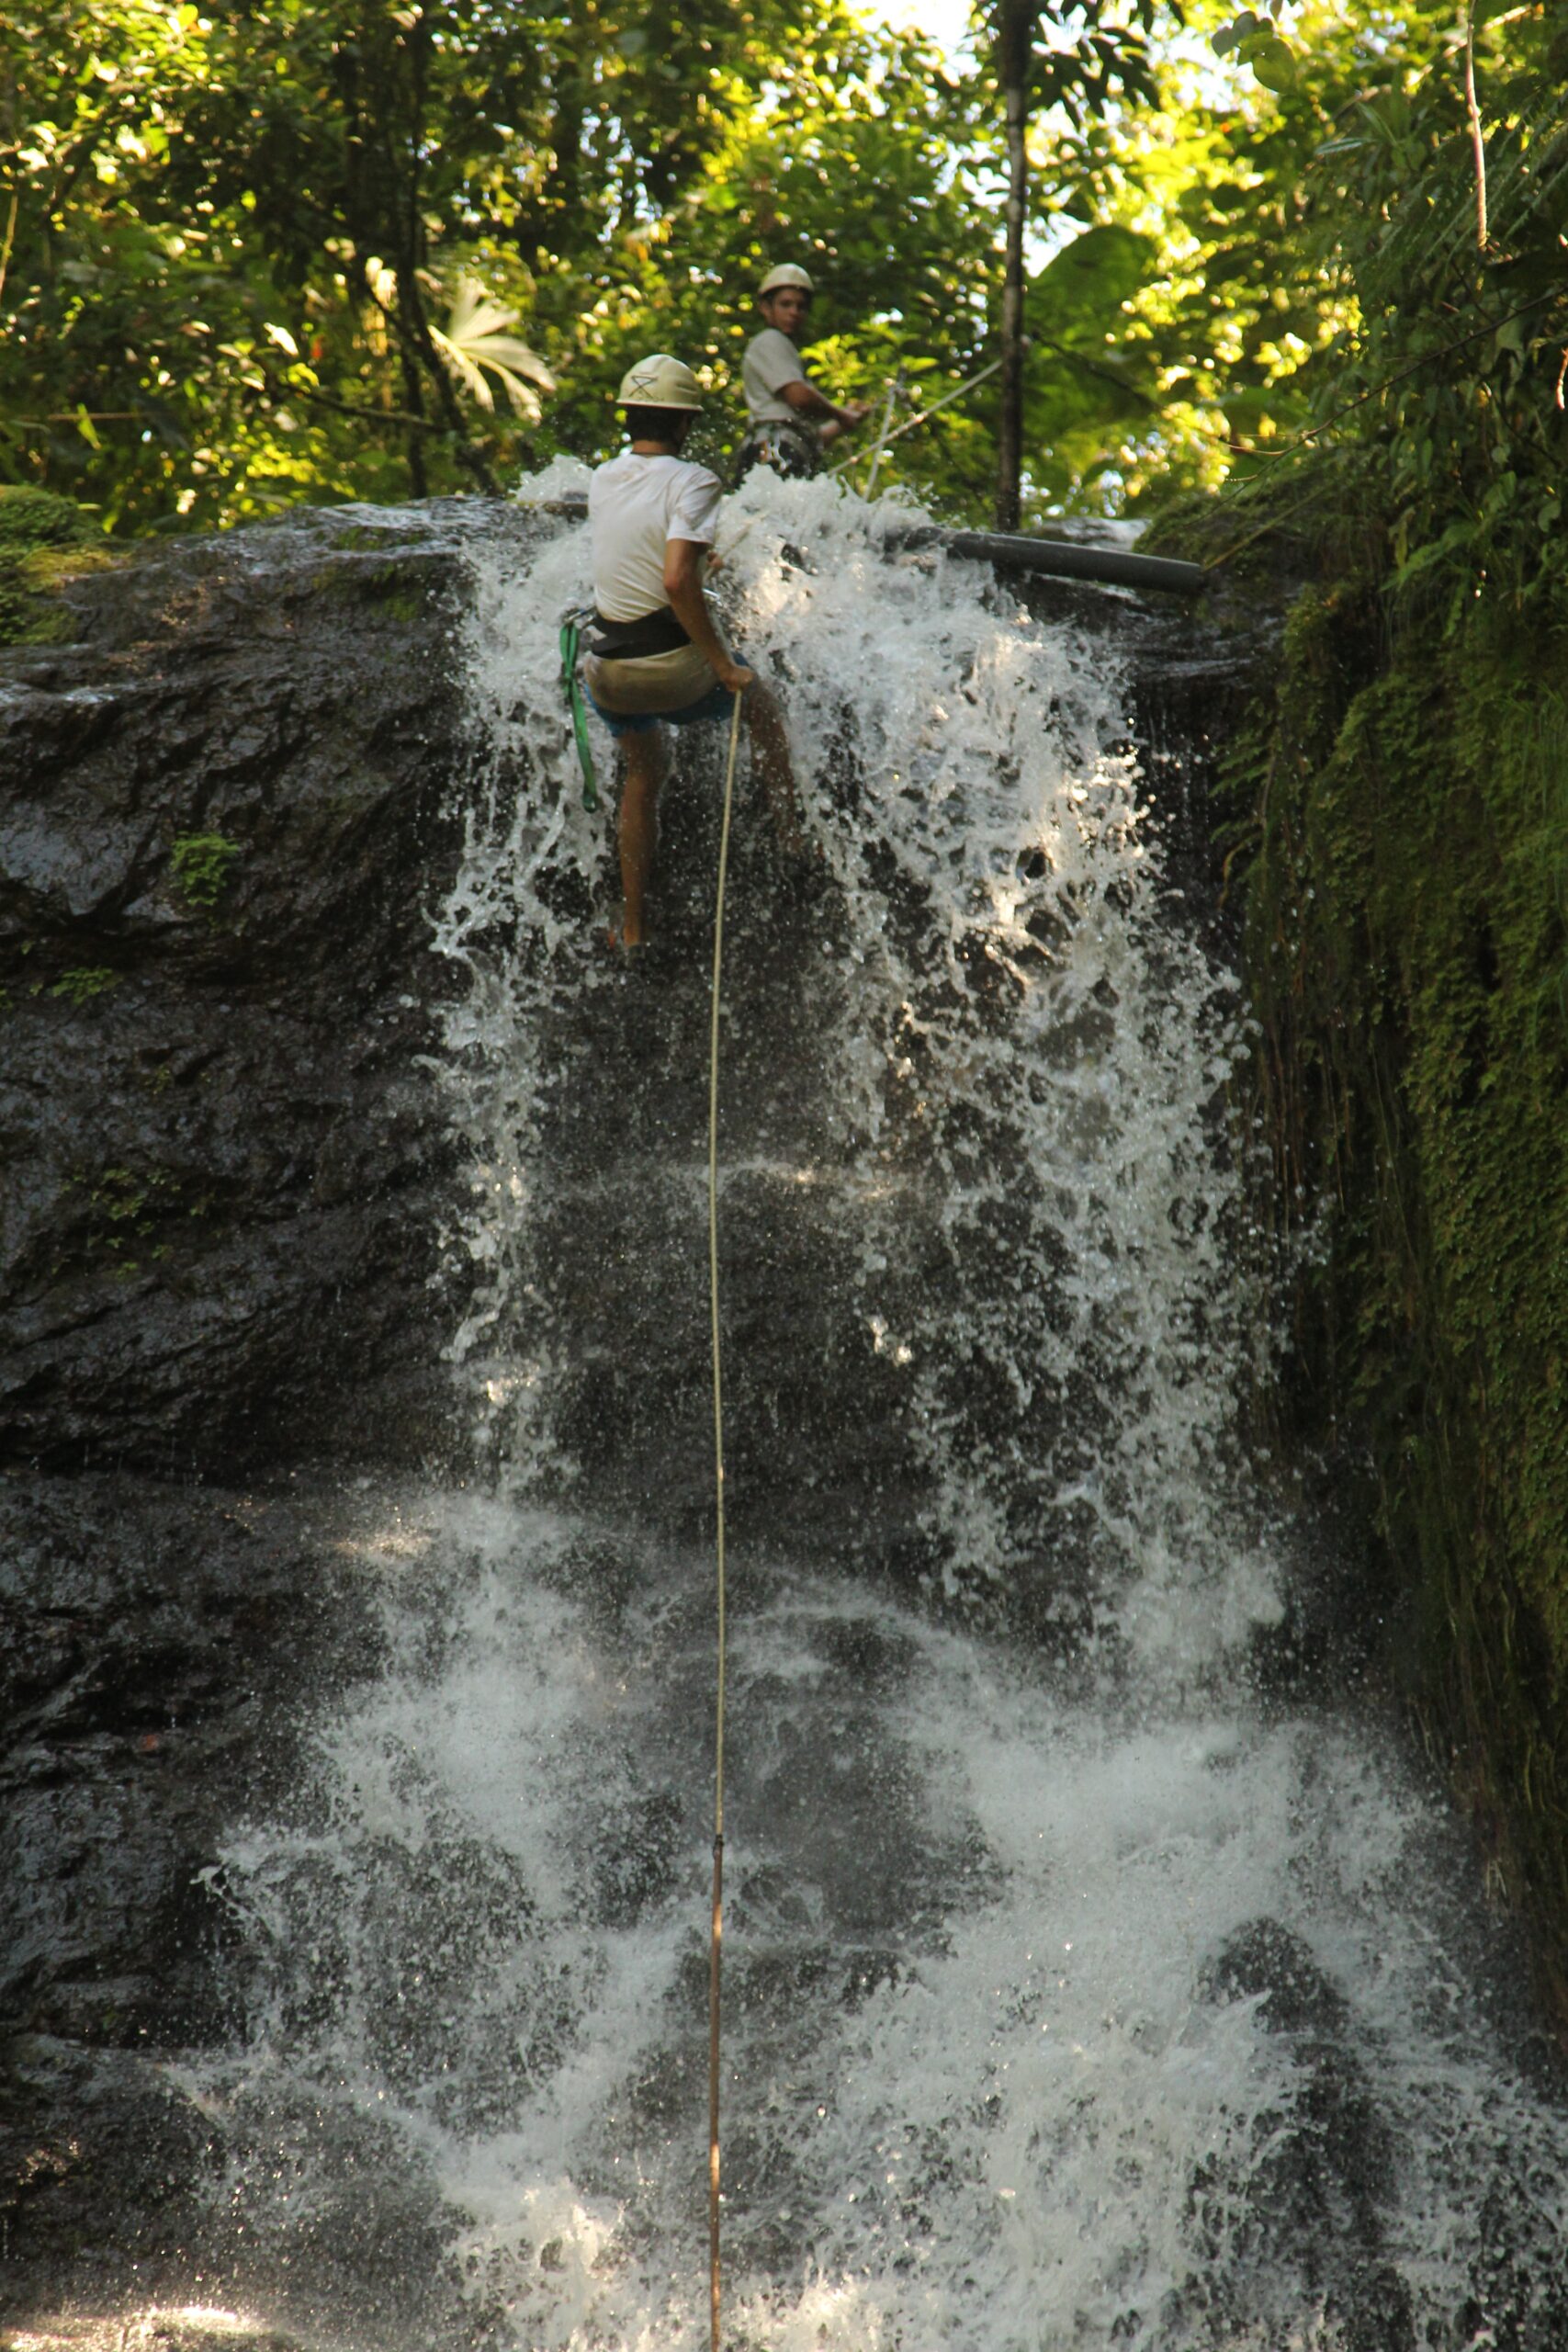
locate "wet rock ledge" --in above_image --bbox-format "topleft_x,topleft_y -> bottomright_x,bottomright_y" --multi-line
0,498 -> 514,1477
0,498 -> 514,2331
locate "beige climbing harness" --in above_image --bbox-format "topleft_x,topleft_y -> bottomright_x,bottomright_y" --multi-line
707,688 -> 743,2352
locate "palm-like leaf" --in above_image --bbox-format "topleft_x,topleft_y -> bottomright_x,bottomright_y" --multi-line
430,277 -> 556,419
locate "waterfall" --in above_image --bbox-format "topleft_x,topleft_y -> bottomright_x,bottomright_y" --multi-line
197,468 -> 1568,2352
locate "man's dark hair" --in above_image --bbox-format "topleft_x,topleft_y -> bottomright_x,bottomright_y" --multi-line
625,404 -> 693,443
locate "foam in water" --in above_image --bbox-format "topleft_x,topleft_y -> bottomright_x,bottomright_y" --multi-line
200,468 -> 1568,2352
442,465 -> 1276,1654
205,1500 -> 1568,2351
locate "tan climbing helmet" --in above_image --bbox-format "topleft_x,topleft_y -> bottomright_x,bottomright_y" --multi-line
758,263 -> 816,299
615,353 -> 705,411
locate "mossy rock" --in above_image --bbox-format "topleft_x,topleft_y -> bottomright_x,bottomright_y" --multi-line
0,485 -> 93,551
1230,563 -> 1568,2012
307,551 -> 439,621
0,493 -> 116,647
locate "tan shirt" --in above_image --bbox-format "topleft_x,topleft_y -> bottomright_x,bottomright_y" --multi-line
742,327 -> 810,425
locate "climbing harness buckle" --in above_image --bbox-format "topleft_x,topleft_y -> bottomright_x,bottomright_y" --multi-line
558,607 -> 600,813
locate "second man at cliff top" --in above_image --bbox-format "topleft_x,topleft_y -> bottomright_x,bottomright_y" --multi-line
736,264 -> 871,482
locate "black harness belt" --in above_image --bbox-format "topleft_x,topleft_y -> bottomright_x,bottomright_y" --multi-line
587,605 -> 692,660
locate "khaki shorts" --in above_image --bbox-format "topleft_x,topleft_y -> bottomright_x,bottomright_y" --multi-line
583,641 -> 719,717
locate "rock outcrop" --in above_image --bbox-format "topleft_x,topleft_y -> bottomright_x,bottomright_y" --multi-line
0,500 -> 505,1476
1,500 -> 500,2334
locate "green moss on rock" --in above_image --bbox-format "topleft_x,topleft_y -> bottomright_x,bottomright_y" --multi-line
0,489 -> 107,647
1231,570 -> 1568,2015
0,486 -> 91,548
170,830 -> 243,914
50,966 -> 121,1005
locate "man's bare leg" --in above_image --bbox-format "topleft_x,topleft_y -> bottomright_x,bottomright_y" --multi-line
617,726 -> 667,946
742,682 -> 805,853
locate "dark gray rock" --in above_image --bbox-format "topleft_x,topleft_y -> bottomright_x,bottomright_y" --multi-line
0,501 -> 520,1476
1199,1914 -> 1353,2040
0,496 -> 1317,2345
1182,1917 -> 1398,2342
0,2034 -> 224,2316
0,1467 -> 395,2327
0,500 -> 515,2331
0,1473 -> 382,2047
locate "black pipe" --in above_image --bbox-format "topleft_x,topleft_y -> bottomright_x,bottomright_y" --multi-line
885,523 -> 1204,596
529,495 -> 1205,597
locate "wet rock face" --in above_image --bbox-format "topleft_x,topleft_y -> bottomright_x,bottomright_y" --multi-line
0,504 -> 504,2328
0,1470 -> 389,2321
0,500 -> 519,1476
1184,1917 -> 1568,2352
0,502 -> 1293,2340
1184,1918 -> 1409,2346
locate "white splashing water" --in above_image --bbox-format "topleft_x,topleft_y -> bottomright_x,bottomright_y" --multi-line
437,462 -> 1279,1660
205,468 -> 1568,2352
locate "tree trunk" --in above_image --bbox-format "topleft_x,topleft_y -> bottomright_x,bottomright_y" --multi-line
995,0 -> 1033,532
379,17 -> 502,499
400,347 -> 430,499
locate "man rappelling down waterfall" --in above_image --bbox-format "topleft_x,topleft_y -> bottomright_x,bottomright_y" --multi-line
734,263 -> 871,482
581,353 -> 804,950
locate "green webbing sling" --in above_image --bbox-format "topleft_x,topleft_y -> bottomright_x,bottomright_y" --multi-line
558,610 -> 599,813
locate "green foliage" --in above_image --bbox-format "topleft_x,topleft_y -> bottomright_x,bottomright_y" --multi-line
6,0 -> 1010,519
1137,3 -> 1567,561
1144,446 -> 1388,594
516,18 -> 1006,504
5,0 -> 1560,531
1292,6 -> 1567,612
507,7 -> 1175,519
170,831 -> 242,911
49,966 -> 120,1004
1160,0 -> 1568,1959
0,0 -> 1268,527
1212,6 -> 1298,92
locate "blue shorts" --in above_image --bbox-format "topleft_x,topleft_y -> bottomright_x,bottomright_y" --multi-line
587,679 -> 734,739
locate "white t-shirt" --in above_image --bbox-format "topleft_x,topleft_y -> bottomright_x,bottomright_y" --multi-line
589,451 -> 722,622
742,327 -> 809,424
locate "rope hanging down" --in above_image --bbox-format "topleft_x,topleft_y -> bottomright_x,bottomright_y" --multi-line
707,688 -> 744,2352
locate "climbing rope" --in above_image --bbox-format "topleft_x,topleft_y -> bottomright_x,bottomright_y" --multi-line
707,687 -> 744,2352
826,355 -> 1004,482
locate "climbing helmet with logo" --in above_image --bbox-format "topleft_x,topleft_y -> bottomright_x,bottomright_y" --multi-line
615,354 -> 705,411
758,264 -> 816,299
